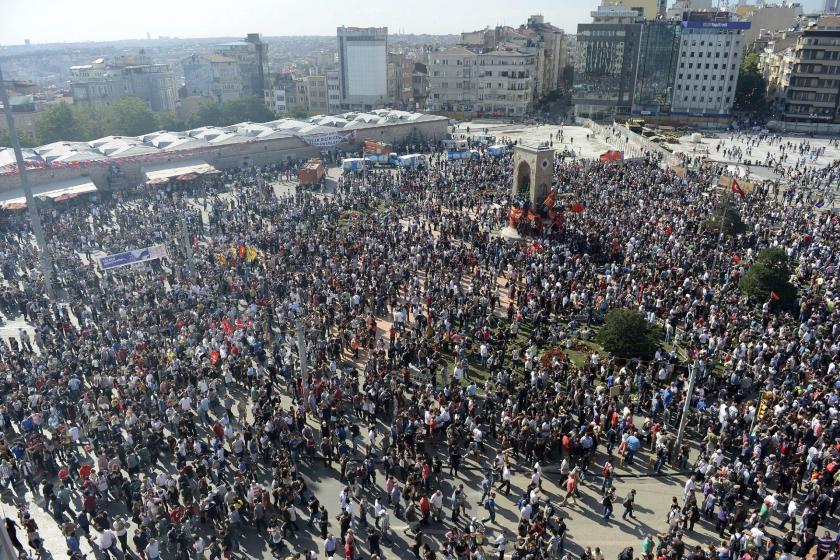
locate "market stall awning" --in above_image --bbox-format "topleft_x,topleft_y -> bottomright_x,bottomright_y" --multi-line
143,159 -> 216,183
0,177 -> 98,210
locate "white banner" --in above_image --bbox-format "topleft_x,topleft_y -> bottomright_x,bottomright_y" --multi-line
297,131 -> 355,147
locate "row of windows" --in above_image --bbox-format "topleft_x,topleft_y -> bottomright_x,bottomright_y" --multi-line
682,39 -> 738,47
682,62 -> 735,70
676,84 -> 733,93
798,49 -> 840,61
790,77 -> 840,88
678,95 -> 732,104
681,50 -> 737,59
787,91 -> 836,103
677,74 -> 736,82
794,63 -> 840,74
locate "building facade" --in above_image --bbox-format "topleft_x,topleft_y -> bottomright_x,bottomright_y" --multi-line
475,50 -> 536,117
70,55 -> 176,112
632,21 -> 681,116
603,0 -> 666,20
427,47 -> 478,114
573,6 -> 643,120
670,14 -> 749,118
784,16 -> 840,123
337,26 -> 389,110
327,71 -> 342,113
214,34 -> 269,99
182,54 -> 244,104
122,64 -> 177,112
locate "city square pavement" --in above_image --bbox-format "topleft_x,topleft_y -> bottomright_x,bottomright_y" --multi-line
3,124 -> 831,560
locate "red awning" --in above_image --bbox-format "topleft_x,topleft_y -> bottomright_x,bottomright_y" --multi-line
177,172 -> 200,181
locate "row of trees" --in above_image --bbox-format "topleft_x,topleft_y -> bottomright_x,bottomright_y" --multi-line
16,94 -> 278,148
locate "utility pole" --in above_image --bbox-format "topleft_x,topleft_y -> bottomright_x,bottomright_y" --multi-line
672,362 -> 697,467
296,317 -> 308,391
177,213 -> 196,278
0,62 -> 55,299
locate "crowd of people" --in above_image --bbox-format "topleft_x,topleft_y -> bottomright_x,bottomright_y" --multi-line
0,127 -> 837,560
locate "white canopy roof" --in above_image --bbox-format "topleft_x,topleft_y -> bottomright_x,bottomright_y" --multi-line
143,159 -> 217,182
0,176 -> 98,209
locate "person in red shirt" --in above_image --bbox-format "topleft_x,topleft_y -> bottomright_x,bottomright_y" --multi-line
419,495 -> 431,525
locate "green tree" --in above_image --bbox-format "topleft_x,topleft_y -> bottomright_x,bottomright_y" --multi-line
0,128 -> 38,148
706,193 -> 747,236
597,309 -> 659,360
36,103 -> 82,144
155,111 -> 186,132
73,104 -> 106,140
735,52 -> 768,112
739,247 -> 797,307
218,95 -> 276,125
103,95 -> 158,137
186,102 -> 225,129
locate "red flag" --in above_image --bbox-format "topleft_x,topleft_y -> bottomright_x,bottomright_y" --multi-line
570,203 -> 584,213
731,254 -> 741,264
732,180 -> 746,199
222,318 -> 234,335
769,291 -> 780,301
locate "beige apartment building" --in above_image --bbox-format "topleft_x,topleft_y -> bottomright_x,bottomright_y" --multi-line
784,16 -> 840,123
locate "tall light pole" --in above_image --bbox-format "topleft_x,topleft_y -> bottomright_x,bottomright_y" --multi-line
0,63 -> 55,299
672,362 -> 697,467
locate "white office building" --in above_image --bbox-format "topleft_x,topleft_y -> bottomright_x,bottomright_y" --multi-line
671,14 -> 749,117
337,26 -> 388,110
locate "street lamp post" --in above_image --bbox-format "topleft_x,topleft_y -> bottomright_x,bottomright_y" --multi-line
0,62 -> 56,299
672,362 -> 697,468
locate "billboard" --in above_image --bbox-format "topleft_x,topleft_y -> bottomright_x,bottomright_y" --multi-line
99,244 -> 168,271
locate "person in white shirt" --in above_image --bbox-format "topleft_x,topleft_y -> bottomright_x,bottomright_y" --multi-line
145,538 -> 160,560
98,529 -> 116,558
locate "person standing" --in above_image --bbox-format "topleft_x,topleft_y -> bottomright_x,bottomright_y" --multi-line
622,489 -> 637,520
483,492 -> 497,524
602,488 -> 615,521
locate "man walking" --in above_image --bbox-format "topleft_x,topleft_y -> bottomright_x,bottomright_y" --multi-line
622,489 -> 637,520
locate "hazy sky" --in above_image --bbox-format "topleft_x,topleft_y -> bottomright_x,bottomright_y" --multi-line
1,0 -> 603,45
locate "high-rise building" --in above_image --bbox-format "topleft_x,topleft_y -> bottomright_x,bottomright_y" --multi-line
632,21 -> 682,115
122,64 -> 177,112
337,26 -> 389,110
69,54 -> 176,112
670,12 -> 749,117
182,54 -> 244,104
573,5 -> 643,120
784,16 -> 840,123
427,45 -> 537,117
825,0 -> 840,15
214,34 -> 269,99
603,0 -> 666,20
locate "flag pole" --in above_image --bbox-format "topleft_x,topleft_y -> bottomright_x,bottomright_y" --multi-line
0,62 -> 56,299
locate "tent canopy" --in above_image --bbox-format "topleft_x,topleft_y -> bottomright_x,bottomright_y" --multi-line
0,176 -> 98,210
143,159 -> 216,183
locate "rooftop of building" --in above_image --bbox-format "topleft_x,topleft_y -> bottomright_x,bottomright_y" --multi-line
0,111 -> 447,172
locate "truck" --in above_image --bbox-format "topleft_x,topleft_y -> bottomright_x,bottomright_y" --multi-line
297,159 -> 326,186
445,149 -> 480,161
487,145 -> 507,157
364,152 -> 399,167
397,154 -> 427,169
362,139 -> 393,155
342,158 -> 368,172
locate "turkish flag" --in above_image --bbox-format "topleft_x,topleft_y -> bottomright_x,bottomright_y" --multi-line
570,203 -> 584,213
732,180 -> 746,199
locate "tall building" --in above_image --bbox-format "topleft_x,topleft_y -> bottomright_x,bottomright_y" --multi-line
215,34 -> 270,99
337,26 -> 389,110
603,0 -> 666,19
825,0 -> 840,14
182,54 -> 244,104
670,12 -> 749,117
122,64 -> 177,112
326,71 -> 342,113
784,16 -> 840,123
427,47 -> 477,114
573,5 -> 643,120
459,16 -> 568,102
427,45 -> 537,117
70,54 -> 176,112
632,21 -> 682,115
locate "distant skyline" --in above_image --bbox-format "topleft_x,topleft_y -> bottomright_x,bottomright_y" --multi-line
0,0 -> 828,46
1,0 -> 602,45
